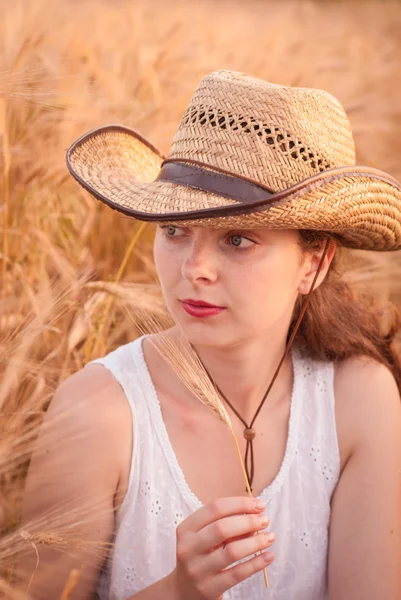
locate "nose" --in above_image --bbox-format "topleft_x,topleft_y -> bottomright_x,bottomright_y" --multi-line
181,238 -> 218,284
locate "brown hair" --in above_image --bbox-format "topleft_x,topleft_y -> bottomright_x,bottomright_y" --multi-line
289,230 -> 401,394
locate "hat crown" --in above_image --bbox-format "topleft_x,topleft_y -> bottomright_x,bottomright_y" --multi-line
168,70 -> 356,191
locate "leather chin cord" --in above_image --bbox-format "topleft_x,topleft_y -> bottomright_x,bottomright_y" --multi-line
198,238 -> 330,492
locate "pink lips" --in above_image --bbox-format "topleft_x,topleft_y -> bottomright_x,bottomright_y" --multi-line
179,298 -> 226,318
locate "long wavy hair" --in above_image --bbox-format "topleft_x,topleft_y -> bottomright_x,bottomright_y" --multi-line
290,230 -> 401,394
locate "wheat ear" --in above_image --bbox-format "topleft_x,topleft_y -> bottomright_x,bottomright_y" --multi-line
133,312 -> 269,588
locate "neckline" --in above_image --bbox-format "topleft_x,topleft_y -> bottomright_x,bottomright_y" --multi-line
134,335 -> 303,511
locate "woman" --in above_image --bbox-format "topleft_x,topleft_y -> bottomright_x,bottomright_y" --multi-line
20,71 -> 401,600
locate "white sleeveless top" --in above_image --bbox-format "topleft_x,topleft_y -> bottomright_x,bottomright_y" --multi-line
89,335 -> 340,600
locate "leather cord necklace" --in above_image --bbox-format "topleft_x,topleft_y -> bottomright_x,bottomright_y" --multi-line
197,239 -> 330,492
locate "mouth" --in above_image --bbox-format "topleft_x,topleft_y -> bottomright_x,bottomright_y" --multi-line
179,298 -> 226,318
180,298 -> 226,309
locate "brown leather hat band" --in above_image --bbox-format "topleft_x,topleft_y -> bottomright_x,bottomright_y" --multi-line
156,160 -> 274,204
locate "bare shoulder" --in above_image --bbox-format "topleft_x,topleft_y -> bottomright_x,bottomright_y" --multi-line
334,353 -> 400,404
333,354 -> 401,467
45,363 -> 132,460
29,362 -> 133,510
53,361 -> 131,427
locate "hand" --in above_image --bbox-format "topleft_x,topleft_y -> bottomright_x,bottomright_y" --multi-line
170,496 -> 275,600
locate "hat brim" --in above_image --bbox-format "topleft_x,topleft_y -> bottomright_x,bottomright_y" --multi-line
66,125 -> 401,251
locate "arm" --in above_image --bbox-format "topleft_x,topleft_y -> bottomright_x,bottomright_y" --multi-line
328,357 -> 401,600
16,364 -> 132,600
125,572 -> 178,600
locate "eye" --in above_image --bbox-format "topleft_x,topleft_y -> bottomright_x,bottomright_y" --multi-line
227,233 -> 255,249
161,225 -> 185,237
167,225 -> 177,236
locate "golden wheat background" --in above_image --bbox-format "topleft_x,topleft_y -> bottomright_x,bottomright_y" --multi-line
1,0 -> 401,596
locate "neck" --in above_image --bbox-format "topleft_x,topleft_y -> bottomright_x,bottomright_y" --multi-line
191,333 -> 294,423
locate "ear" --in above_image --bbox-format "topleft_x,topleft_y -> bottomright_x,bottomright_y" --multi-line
298,240 -> 337,295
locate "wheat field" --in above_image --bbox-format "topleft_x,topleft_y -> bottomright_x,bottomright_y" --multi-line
1,0 -> 401,596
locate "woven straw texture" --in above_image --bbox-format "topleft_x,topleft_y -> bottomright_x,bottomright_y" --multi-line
67,70 -> 401,251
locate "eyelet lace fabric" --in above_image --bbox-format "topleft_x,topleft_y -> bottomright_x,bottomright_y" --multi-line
91,336 -> 340,600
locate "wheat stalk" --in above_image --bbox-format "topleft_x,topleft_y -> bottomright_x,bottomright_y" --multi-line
86,222 -> 148,358
133,311 -> 269,588
0,97 -> 11,296
59,569 -> 80,600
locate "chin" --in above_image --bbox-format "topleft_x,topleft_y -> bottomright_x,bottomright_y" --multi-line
174,318 -> 239,350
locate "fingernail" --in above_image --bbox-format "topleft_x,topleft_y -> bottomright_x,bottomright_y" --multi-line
253,499 -> 265,510
265,532 -> 276,543
263,551 -> 274,563
258,515 -> 269,527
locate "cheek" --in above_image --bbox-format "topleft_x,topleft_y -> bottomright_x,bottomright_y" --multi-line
239,258 -> 300,319
153,236 -> 164,275
153,235 -> 181,291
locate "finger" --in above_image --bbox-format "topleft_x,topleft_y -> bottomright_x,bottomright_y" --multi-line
214,550 -> 275,596
220,531 -> 259,549
177,497 -> 266,534
210,530 -> 275,573
195,530 -> 275,579
196,512 -> 270,554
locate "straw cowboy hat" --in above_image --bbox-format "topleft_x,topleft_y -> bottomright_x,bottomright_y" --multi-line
66,70 -> 401,251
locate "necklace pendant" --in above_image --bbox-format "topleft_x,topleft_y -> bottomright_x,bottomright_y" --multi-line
243,427 -> 256,440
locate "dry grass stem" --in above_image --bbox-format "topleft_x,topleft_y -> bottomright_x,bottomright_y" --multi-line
59,569 -> 81,600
